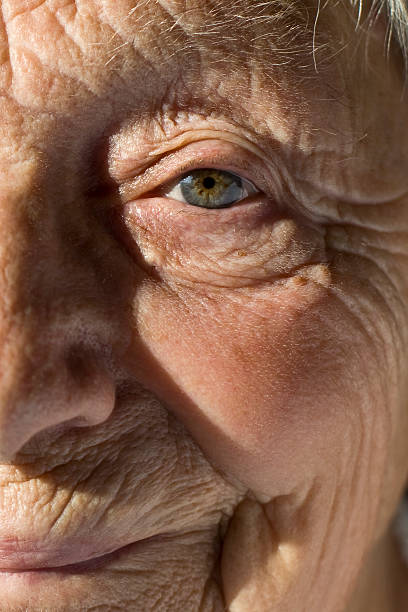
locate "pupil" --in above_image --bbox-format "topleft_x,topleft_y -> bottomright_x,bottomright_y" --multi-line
202,176 -> 216,189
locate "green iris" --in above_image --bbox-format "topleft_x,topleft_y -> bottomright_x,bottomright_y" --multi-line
179,169 -> 244,209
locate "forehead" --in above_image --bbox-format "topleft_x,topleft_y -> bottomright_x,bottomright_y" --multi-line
3,0 -> 316,44
0,0 -> 327,100
0,0 -> 344,151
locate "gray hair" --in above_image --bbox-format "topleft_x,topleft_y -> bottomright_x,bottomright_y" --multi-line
353,0 -> 408,69
384,0 -> 408,49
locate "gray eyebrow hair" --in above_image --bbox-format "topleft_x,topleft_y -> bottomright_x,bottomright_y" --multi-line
128,0 -> 408,80
157,0 -> 408,69
151,0 -> 330,77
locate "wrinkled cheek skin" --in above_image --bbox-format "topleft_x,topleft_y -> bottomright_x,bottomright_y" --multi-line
0,0 -> 407,610
132,263 -> 407,610
136,276 -> 376,487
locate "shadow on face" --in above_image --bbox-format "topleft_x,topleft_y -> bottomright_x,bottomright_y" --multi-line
0,1 -> 407,611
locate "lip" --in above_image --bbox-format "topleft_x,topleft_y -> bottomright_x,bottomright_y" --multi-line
0,534 -> 165,573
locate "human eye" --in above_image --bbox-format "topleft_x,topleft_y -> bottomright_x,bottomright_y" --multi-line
111,138 -> 272,216
161,168 -> 259,209
113,136 -> 325,287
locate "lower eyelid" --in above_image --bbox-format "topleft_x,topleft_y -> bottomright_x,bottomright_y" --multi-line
122,197 -> 283,272
121,196 -> 318,287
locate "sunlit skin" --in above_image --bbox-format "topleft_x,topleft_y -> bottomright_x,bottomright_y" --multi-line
0,0 -> 407,610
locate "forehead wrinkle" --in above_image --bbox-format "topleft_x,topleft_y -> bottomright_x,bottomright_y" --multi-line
96,0 -> 343,150
0,0 -> 347,144
87,0 -> 339,107
99,0 -> 200,74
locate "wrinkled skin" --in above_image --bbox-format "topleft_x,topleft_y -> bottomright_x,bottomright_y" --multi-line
0,0 -> 407,610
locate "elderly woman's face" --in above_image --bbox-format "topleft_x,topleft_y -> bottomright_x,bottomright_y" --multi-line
0,0 -> 408,610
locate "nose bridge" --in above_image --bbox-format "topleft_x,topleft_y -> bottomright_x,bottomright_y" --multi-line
0,145 -> 119,462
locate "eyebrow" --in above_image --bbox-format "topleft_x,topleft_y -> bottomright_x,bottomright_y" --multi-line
121,0 -> 322,75
97,0 -> 345,151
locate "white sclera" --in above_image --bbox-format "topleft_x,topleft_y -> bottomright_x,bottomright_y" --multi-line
163,169 -> 259,209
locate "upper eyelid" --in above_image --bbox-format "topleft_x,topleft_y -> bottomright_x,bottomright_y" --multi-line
116,140 -> 278,204
109,129 -> 270,182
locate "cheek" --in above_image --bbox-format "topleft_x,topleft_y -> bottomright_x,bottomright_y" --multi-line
134,274 -> 392,498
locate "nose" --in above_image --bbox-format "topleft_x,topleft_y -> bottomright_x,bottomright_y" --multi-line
0,336 -> 116,462
0,153 -> 123,462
